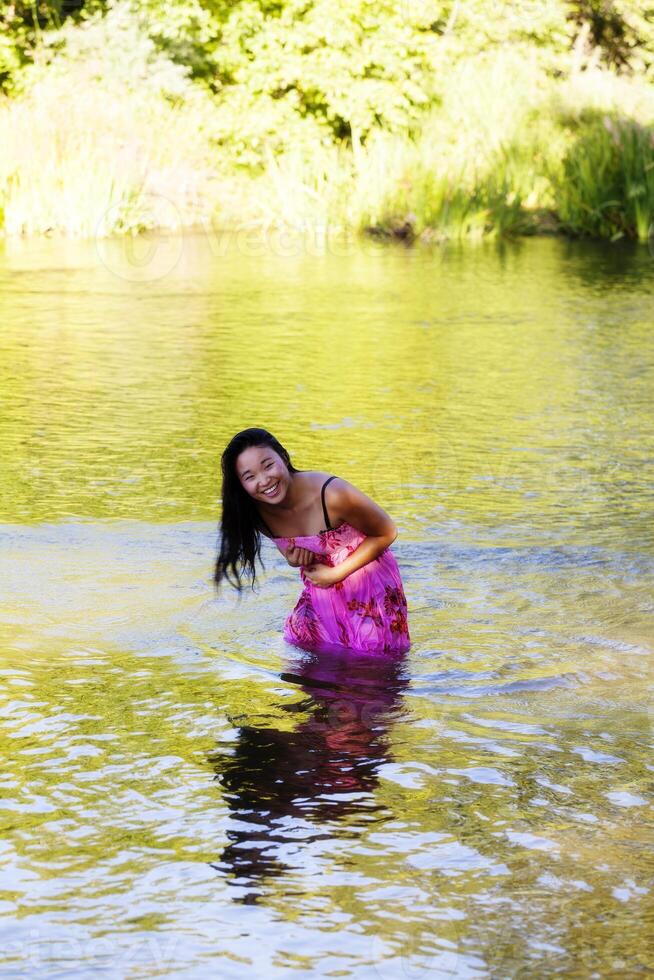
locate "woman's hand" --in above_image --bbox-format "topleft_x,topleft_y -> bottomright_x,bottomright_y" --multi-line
303,563 -> 342,589
284,544 -> 316,568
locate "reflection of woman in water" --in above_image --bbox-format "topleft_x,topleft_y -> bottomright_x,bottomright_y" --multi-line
209,647 -> 408,896
214,428 -> 410,654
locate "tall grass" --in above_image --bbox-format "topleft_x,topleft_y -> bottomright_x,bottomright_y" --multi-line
223,53 -> 557,240
543,69 -> 654,241
0,78 -> 219,237
0,5 -> 219,237
552,115 -> 654,241
347,133 -> 537,241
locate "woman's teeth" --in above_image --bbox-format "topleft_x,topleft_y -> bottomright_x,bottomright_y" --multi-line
263,482 -> 279,496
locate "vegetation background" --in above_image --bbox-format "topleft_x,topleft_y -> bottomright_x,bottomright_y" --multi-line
0,0 -> 653,241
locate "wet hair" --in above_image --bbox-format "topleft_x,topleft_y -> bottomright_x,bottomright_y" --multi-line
214,428 -> 297,591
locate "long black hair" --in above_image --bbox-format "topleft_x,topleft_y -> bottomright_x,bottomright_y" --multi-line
214,428 -> 297,591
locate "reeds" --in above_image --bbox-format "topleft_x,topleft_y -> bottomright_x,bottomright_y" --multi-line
0,4 -> 219,238
0,78 -> 218,237
552,115 -> 654,241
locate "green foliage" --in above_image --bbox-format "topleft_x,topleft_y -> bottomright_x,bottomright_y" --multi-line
125,0 -> 219,79
211,0 -> 442,143
569,1 -> 654,75
1,0 -> 653,239
553,114 -> 654,241
0,1 -> 98,90
22,1 -> 196,97
187,0 -> 576,163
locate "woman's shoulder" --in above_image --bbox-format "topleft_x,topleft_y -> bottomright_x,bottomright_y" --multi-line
321,474 -> 354,496
295,472 -> 352,515
320,475 -> 362,521
301,470 -> 336,485
294,470 -> 348,497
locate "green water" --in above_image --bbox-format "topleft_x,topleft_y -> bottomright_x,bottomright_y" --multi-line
0,232 -> 652,977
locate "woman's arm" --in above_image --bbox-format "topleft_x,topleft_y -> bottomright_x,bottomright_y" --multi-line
303,479 -> 397,588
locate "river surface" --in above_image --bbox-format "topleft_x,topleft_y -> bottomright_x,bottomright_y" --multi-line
0,231 -> 652,978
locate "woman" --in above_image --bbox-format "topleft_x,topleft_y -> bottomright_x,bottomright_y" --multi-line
215,428 -> 410,655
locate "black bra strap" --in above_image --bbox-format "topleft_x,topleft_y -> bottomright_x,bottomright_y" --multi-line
321,476 -> 337,530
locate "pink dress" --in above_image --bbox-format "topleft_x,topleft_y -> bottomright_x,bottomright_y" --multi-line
272,522 -> 411,655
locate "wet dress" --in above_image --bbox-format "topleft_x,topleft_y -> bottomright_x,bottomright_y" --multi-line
269,477 -> 410,655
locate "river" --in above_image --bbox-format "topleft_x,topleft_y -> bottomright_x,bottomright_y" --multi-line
0,230 -> 652,977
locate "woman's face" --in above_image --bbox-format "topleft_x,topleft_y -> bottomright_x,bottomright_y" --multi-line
235,445 -> 290,505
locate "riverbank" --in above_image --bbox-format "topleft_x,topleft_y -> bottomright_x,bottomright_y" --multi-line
1,2 -> 653,244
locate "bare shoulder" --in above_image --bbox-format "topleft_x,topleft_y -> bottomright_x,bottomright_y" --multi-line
322,475 -> 360,506
324,477 -> 396,537
301,470 -> 333,489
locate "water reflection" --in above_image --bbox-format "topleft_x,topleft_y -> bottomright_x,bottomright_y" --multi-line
209,649 -> 409,899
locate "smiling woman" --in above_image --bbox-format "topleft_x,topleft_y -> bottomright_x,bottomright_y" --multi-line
215,427 -> 410,655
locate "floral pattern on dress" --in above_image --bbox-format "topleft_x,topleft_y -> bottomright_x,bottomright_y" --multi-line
274,521 -> 410,655
336,616 -> 350,647
383,585 -> 410,636
287,589 -> 322,649
346,597 -> 383,628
